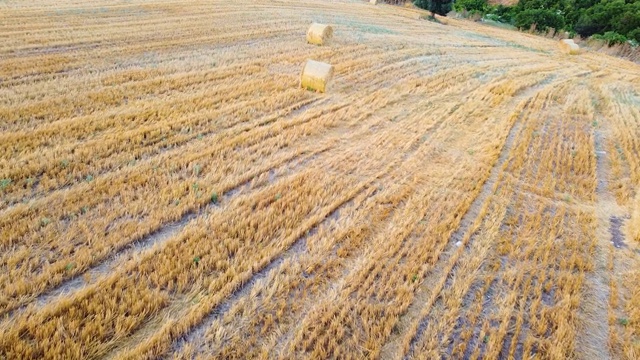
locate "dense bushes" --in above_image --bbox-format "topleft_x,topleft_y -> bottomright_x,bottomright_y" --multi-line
453,0 -> 488,14
592,31 -> 630,45
573,0 -> 640,39
514,9 -> 565,31
448,0 -> 640,46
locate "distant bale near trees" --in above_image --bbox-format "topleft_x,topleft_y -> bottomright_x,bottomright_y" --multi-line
559,39 -> 581,54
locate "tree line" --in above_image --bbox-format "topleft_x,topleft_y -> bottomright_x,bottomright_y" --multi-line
414,0 -> 640,45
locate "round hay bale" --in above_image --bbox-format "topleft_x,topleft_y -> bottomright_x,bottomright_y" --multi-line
370,0 -> 379,4
559,39 -> 581,55
300,60 -> 334,93
306,23 -> 333,46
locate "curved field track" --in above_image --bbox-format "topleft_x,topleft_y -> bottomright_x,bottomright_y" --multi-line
1,0 -> 640,359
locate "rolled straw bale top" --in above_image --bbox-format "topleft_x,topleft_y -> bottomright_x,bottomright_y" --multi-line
300,60 -> 334,93
370,0 -> 379,4
559,39 -> 581,55
307,23 -> 333,45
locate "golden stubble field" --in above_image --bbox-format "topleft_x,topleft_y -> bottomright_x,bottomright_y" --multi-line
0,0 -> 639,359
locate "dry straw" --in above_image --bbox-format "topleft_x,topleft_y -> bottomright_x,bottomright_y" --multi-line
559,39 -> 581,55
300,60 -> 334,93
630,192 -> 640,242
306,23 -> 333,45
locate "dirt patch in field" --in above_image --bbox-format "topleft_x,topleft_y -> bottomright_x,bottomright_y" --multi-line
609,216 -> 628,249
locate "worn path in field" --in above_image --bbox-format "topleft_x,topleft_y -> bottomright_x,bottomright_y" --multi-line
380,84 -> 543,360
576,124 -> 618,360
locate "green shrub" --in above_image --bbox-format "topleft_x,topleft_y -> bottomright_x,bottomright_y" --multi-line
592,31 -> 628,45
0,178 -> 11,189
628,29 -> 640,43
454,0 -> 488,14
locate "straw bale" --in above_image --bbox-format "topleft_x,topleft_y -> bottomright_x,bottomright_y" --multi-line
559,39 -> 580,55
307,23 -> 333,45
300,60 -> 334,93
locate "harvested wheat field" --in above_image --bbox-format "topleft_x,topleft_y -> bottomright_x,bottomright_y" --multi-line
1,0 -> 640,359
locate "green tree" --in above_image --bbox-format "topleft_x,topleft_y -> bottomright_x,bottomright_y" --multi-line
489,5 -> 517,24
575,13 -> 606,36
417,0 -> 640,42
414,0 -> 453,17
516,0 -> 568,11
613,2 -> 640,36
574,0 -> 640,38
514,8 -> 566,31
